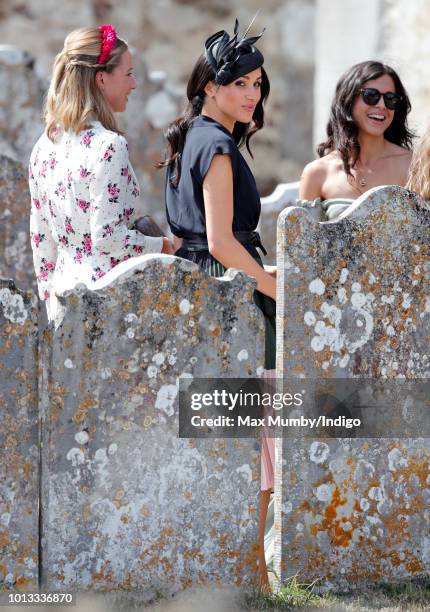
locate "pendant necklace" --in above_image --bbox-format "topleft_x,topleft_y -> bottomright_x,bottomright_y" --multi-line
354,164 -> 373,190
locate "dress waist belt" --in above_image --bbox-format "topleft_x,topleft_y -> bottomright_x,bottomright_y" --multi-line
181,230 -> 267,256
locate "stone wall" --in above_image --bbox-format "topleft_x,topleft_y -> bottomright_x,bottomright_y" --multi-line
0,280 -> 39,590
0,155 -> 36,293
2,178 -> 430,594
274,186 -> 430,588
0,46 -> 44,163
1,254 -> 265,594
380,0 -> 430,136
41,255 -> 264,594
258,181 -> 299,265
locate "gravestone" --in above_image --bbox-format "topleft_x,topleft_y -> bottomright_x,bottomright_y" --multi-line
0,155 -> 35,293
275,186 -> 430,589
40,254 -> 265,597
0,280 -> 39,590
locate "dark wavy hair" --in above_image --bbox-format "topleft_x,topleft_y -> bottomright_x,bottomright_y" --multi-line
158,54 -> 270,186
317,60 -> 414,177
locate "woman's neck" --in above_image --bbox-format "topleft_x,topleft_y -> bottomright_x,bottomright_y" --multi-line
357,132 -> 387,166
201,102 -> 235,133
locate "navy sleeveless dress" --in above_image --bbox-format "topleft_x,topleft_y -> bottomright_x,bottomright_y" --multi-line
165,114 -> 275,369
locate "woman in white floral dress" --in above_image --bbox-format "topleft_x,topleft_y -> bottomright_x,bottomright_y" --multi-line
29,25 -> 173,321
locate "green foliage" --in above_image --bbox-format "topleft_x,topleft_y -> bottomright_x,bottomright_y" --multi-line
243,574 -> 335,609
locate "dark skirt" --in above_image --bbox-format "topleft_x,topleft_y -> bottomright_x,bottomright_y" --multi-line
175,247 -> 276,370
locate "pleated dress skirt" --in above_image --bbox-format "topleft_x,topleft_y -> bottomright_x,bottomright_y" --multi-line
175,247 -> 276,491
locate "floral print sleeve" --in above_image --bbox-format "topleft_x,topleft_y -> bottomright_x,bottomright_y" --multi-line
29,155 -> 58,301
89,134 -> 163,259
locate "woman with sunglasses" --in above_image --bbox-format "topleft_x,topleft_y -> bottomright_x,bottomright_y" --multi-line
299,61 -> 414,216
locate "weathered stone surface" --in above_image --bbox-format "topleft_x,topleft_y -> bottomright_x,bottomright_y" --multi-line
41,255 -> 264,594
118,56 -> 181,232
380,0 -> 430,135
277,0 -> 315,164
0,155 -> 36,293
0,279 -> 39,590
0,45 -> 44,163
274,186 -> 430,588
258,181 -> 299,265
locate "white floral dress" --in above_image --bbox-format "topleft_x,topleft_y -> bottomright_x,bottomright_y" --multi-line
29,121 -> 162,319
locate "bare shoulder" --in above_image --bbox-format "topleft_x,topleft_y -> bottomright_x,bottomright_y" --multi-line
299,153 -> 334,199
385,141 -> 413,162
302,156 -> 327,176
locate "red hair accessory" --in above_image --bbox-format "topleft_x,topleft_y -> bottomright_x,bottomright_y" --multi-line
98,24 -> 117,65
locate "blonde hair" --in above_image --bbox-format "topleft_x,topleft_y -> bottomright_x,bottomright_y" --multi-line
406,126 -> 430,200
45,27 -> 128,141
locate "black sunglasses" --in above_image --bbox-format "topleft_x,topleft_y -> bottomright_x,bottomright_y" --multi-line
359,87 -> 403,110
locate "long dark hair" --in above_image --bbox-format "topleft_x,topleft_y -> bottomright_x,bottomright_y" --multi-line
158,54 -> 270,186
317,60 -> 414,177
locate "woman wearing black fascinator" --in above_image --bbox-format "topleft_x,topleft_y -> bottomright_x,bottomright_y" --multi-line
159,17 -> 274,587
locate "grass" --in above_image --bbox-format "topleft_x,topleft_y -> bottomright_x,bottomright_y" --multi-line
243,574 -> 335,609
338,576 -> 430,610
242,574 -> 430,611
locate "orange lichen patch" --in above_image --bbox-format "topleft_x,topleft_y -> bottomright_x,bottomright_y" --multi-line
14,370 -> 30,382
393,455 -> 430,488
208,326 -> 221,337
307,471 -> 364,550
16,545 -> 32,565
23,460 -> 32,479
389,550 -> 403,567
312,471 -> 335,488
159,526 -> 174,545
349,554 -> 384,581
180,575 -> 193,589
71,407 -> 88,425
303,545 -> 326,570
323,487 -> 345,523
218,534 -> 228,548
405,556 -> 424,573
5,434 -> 18,447
298,500 -> 312,512
15,575 -> 32,590
92,564 -> 114,584
120,515 -> 129,524
291,363 -> 305,374
183,549 -> 204,563
0,530 -> 11,547
82,504 -> 91,523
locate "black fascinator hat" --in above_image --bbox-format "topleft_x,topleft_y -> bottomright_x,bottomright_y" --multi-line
204,17 -> 265,86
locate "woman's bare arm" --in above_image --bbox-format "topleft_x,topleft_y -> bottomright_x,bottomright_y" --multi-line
203,154 -> 276,300
172,235 -> 183,251
299,159 -> 326,200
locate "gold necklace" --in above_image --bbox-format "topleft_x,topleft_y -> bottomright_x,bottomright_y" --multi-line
354,165 -> 373,187
348,167 -> 370,195
352,159 -> 378,191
